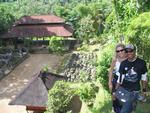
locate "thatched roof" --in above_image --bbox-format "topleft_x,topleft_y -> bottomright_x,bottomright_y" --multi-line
9,72 -> 67,107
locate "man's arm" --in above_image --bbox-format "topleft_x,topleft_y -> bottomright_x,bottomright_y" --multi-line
141,61 -> 148,93
141,72 -> 148,92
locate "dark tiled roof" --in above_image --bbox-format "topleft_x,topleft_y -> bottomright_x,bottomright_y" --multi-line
2,24 -> 73,38
9,72 -> 67,107
0,15 -> 73,38
14,15 -> 65,25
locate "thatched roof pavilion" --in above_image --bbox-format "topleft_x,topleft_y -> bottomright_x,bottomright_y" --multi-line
9,72 -> 67,113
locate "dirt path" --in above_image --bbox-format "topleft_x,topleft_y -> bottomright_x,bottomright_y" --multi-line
0,54 -> 63,113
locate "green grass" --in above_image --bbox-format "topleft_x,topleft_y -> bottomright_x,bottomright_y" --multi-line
91,84 -> 113,113
135,96 -> 150,113
80,83 -> 113,113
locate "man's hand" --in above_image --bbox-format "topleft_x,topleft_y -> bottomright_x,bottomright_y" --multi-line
137,92 -> 146,102
142,91 -> 150,96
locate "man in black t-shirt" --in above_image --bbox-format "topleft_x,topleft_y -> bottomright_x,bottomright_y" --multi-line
117,44 -> 148,113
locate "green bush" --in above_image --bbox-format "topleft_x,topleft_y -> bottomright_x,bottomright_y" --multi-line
90,86 -> 112,113
45,81 -> 76,113
126,12 -> 150,63
0,5 -> 15,33
96,43 -> 115,89
41,65 -> 49,73
75,15 -> 95,44
78,82 -> 98,107
48,36 -> 65,54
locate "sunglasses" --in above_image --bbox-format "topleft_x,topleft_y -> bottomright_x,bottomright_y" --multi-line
116,49 -> 124,53
126,50 -> 134,53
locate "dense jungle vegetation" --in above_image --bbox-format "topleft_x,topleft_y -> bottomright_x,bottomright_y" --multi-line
0,0 -> 150,113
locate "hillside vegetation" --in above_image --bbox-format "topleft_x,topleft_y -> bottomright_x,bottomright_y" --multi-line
0,0 -> 149,113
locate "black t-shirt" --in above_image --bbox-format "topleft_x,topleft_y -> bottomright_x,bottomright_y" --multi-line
119,58 -> 147,91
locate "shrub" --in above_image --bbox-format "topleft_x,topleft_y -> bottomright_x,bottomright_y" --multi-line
96,43 -> 115,89
78,82 -> 98,107
45,81 -> 76,113
126,12 -> 150,62
48,36 -> 65,54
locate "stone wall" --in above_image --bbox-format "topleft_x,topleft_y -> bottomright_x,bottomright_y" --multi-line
59,52 -> 97,82
0,47 -> 28,80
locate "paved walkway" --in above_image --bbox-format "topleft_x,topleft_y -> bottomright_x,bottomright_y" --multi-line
0,54 -> 63,113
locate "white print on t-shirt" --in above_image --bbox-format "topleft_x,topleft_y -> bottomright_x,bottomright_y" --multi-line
124,67 -> 138,82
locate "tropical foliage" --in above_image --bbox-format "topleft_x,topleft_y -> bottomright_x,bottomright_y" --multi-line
0,4 -> 15,33
0,0 -> 149,113
48,36 -> 65,54
126,12 -> 150,62
46,81 -> 77,113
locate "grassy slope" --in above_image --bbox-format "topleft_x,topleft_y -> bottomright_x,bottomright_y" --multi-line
80,82 -> 150,113
80,82 -> 113,113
